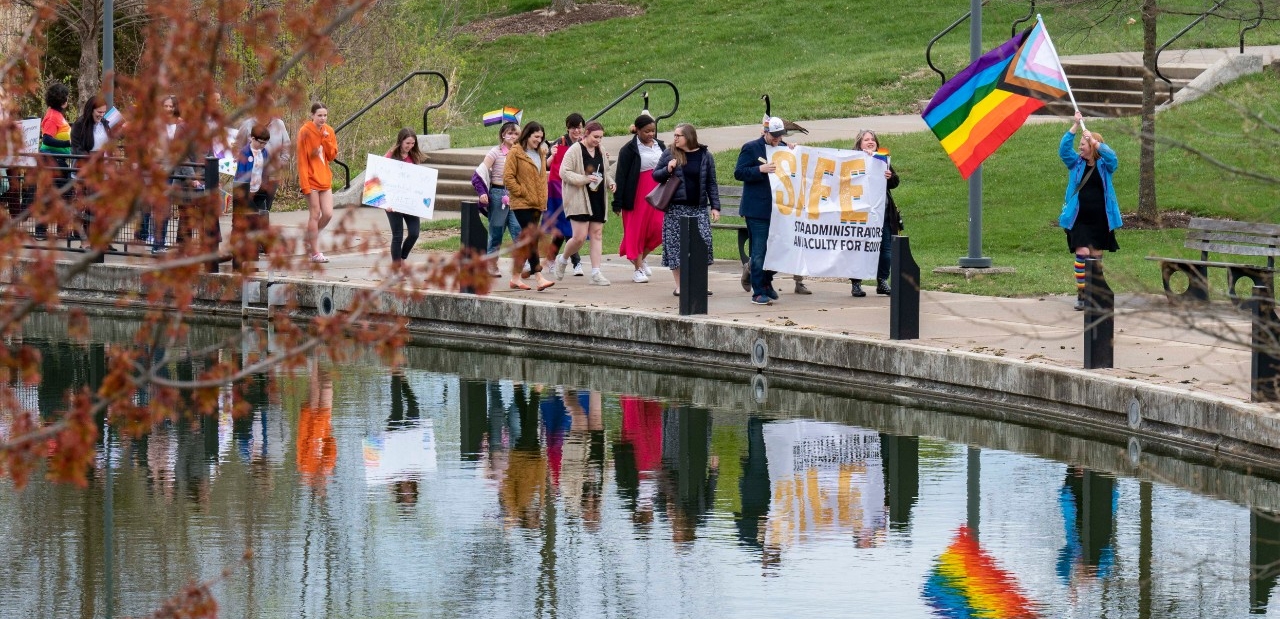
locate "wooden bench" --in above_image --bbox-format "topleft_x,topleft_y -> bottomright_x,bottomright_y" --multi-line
1149,217 -> 1280,307
709,185 -> 749,264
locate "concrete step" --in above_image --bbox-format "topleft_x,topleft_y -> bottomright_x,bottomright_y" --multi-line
1035,100 -> 1145,118
1062,62 -> 1205,81
429,162 -> 478,182
1069,88 -> 1173,106
425,149 -> 488,167
1068,74 -> 1187,94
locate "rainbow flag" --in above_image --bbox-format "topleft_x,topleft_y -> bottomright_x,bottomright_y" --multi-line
923,18 -> 1068,179
482,106 -> 522,127
872,148 -> 890,165
923,526 -> 1041,618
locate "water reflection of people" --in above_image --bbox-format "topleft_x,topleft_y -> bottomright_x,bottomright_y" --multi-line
658,407 -> 718,544
363,370 -> 436,507
297,363 -> 336,488
736,417 -> 771,551
499,383 -> 546,529
1057,466 -> 1118,584
561,389 -> 605,530
615,396 -> 664,527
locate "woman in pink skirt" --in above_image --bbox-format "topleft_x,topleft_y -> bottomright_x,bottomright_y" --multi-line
612,114 -> 666,283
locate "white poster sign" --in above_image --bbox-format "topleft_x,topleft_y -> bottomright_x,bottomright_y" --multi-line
762,145 -> 887,279
361,154 -> 438,219
4,118 -> 42,166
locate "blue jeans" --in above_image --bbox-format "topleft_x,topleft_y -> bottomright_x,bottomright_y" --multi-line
746,217 -> 774,297
877,226 -> 893,281
486,187 -> 521,254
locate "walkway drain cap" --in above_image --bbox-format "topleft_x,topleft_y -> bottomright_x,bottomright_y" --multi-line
751,338 -> 769,369
1127,395 -> 1142,430
319,291 -> 336,317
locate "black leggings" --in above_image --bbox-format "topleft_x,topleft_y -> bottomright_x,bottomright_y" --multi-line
512,208 -> 544,270
386,211 -> 420,263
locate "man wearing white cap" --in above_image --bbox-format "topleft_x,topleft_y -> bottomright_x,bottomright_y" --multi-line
734,117 -> 793,305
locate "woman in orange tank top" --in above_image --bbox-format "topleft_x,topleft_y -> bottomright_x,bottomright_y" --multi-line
297,102 -> 338,262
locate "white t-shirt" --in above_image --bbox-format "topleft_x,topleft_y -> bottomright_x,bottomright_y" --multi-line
248,146 -> 266,192
92,123 -> 109,152
637,139 -> 663,172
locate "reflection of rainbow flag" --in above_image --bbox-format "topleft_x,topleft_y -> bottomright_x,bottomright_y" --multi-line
923,526 -> 1040,618
362,175 -> 386,208
482,106 -> 522,126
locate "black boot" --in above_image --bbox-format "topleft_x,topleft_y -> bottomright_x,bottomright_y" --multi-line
850,279 -> 866,297
1074,290 -> 1086,311
875,278 -> 891,295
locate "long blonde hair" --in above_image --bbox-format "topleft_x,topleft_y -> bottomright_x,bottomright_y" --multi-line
669,123 -> 701,167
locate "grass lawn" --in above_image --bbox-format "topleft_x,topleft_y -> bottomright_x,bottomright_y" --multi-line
432,0 -> 1280,148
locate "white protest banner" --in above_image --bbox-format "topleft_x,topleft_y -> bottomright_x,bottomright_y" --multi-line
3,118 -> 42,166
762,145 -> 887,279
361,154 -> 438,219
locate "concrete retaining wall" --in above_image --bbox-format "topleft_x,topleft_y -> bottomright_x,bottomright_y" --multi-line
34,260 -> 1280,468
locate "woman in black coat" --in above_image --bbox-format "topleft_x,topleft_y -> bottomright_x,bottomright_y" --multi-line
70,96 -> 111,156
652,123 -> 721,296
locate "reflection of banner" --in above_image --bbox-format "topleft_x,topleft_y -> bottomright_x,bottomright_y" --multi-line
361,154 -> 437,219
363,421 -> 437,485
763,420 -> 885,549
924,525 -> 1041,618
763,145 -> 887,279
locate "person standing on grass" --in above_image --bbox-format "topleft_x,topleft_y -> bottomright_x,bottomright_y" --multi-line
547,113 -> 585,276
849,129 -> 901,298
735,117 -> 791,306
554,121 -> 615,286
652,123 -> 720,297
383,127 -> 426,270
613,114 -> 666,284
1058,111 -> 1121,311
476,121 -> 522,275
297,102 -> 338,263
503,121 -> 555,291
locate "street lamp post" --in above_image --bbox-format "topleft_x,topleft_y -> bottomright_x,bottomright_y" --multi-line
959,0 -> 992,268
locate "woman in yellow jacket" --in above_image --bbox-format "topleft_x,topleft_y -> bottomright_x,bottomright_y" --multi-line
503,122 -> 555,291
296,102 -> 338,263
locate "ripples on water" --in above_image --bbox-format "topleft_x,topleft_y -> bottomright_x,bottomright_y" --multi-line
0,339 -> 1278,618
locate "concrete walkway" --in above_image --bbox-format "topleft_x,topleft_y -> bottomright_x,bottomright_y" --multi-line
255,205 -> 1259,404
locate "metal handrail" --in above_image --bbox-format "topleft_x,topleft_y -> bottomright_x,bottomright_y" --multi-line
586,79 -> 679,130
926,8 -> 976,86
331,70 -> 450,190
1241,0 -> 1264,53
1154,0 -> 1227,101
1010,0 -> 1035,37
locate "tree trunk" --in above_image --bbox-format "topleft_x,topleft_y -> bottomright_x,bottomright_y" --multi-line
549,0 -> 576,15
77,29 -> 102,110
1137,0 -> 1159,222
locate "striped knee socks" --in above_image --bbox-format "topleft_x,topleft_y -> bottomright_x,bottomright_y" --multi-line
1074,253 -> 1088,291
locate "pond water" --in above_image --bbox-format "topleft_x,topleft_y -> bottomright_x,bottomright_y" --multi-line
3,320 -> 1280,618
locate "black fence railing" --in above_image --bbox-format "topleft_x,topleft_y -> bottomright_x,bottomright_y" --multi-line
587,79 -> 680,130
2,154 -> 222,261
331,70 -> 450,191
1154,0 -> 1227,101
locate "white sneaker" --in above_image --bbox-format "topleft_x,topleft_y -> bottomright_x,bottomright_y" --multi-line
632,269 -> 649,283
589,271 -> 611,286
573,263 -> 585,277
641,261 -> 652,277
553,256 -> 568,280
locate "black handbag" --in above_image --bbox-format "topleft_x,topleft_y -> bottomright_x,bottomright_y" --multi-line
645,176 -> 680,212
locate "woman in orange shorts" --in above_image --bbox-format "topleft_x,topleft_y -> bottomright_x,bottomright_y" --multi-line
297,102 -> 338,262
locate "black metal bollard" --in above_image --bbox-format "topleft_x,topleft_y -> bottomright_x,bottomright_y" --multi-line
679,215 -> 708,315
459,200 -> 488,294
1083,257 -> 1114,369
203,157 -> 221,273
889,235 -> 920,340
1251,285 -> 1280,403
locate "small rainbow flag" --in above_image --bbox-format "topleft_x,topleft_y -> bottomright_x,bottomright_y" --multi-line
922,17 -> 1068,179
482,106 -> 523,127
923,525 -> 1041,618
872,148 -> 890,165
361,175 -> 386,208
